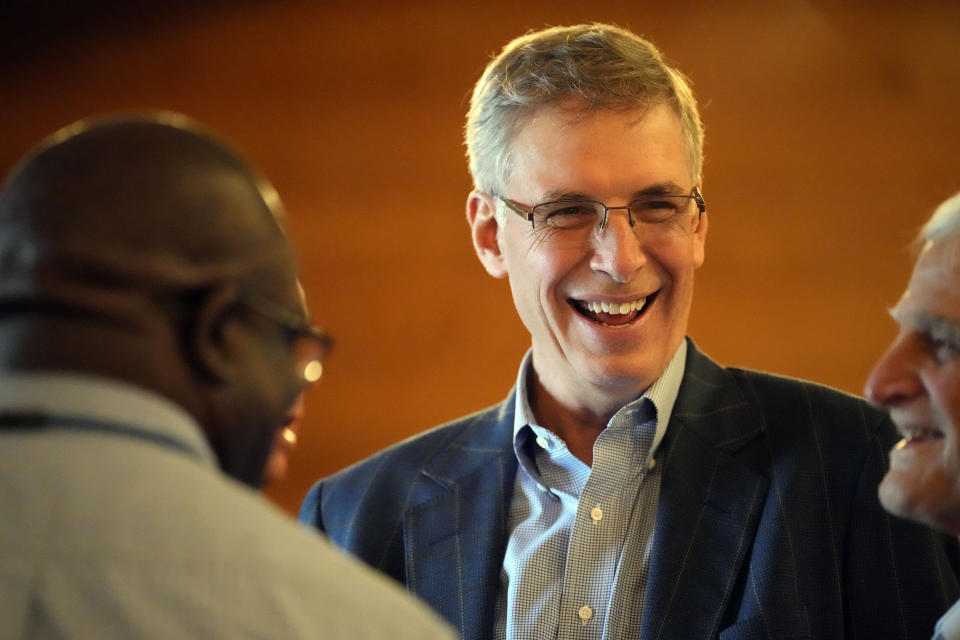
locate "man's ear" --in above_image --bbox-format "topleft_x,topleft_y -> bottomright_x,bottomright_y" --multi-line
466,189 -> 508,278
190,282 -> 243,383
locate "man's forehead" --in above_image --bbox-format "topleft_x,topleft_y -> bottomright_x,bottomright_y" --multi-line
546,97 -> 653,127
895,235 -> 960,329
911,237 -> 960,288
508,102 -> 690,197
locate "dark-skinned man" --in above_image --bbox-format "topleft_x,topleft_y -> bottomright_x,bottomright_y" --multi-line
0,113 -> 454,639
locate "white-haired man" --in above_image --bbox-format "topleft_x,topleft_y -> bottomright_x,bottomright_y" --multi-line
867,191 -> 960,640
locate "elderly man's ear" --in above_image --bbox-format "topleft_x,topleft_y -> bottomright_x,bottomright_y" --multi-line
467,190 -> 508,279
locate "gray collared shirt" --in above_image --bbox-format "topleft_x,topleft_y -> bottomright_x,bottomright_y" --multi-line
0,373 -> 455,639
494,341 -> 687,639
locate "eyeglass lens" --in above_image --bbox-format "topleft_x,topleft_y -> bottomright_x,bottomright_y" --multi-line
293,335 -> 326,384
528,195 -> 700,246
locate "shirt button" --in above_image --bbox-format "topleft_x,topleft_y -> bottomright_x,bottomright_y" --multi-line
590,506 -> 603,522
578,605 -> 593,623
535,435 -> 549,449
648,458 -> 657,471
537,483 -> 547,492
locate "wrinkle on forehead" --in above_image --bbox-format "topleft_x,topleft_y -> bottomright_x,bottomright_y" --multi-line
551,98 -> 652,130
896,235 -> 960,329
914,237 -> 960,287
917,234 -> 960,273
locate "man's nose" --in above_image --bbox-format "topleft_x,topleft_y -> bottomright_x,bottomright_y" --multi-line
589,209 -> 646,283
864,332 -> 924,408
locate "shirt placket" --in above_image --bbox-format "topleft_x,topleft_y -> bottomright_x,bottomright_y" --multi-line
556,408 -> 647,639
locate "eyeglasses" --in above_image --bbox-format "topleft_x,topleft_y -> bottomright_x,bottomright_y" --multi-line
239,292 -> 331,385
501,187 -> 705,246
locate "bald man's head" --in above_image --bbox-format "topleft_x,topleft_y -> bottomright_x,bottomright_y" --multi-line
0,113 -> 293,299
0,113 -> 309,486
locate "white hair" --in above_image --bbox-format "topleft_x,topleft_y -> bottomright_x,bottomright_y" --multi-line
922,191 -> 960,242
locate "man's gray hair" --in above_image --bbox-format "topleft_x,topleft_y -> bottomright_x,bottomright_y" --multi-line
465,23 -> 704,197
922,191 -> 960,242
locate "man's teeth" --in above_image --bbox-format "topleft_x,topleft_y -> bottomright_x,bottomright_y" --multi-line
897,429 -> 943,447
583,298 -> 646,315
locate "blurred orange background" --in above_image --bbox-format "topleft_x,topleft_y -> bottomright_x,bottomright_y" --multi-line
2,1 -> 959,514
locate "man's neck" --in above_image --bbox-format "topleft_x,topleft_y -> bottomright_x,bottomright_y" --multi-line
527,374 -> 642,467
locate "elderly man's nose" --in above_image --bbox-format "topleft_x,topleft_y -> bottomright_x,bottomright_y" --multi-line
865,335 -> 923,407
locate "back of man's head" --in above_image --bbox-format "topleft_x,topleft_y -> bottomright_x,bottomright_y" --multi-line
0,112 -> 307,486
0,113 -> 288,290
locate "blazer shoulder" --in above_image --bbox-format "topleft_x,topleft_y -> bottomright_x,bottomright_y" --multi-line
682,342 -> 888,433
300,396 -> 515,526
729,366 -> 876,410
332,399 -> 512,482
727,366 -> 893,440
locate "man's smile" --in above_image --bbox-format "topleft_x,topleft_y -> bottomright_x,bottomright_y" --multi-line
570,292 -> 657,328
893,426 -> 946,450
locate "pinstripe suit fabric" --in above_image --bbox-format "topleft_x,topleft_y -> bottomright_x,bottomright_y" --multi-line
301,340 -> 960,639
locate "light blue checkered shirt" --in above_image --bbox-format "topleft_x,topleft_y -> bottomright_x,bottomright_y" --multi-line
494,342 -> 686,640
934,599 -> 960,640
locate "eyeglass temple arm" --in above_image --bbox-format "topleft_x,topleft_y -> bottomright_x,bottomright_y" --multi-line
501,198 -> 536,228
693,186 -> 706,213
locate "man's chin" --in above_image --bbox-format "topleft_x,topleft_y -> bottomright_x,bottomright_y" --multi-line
879,475 -> 922,523
879,472 -> 960,536
576,357 -> 662,392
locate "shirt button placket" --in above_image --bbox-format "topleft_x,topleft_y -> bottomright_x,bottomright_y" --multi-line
578,604 -> 593,627
590,506 -> 603,524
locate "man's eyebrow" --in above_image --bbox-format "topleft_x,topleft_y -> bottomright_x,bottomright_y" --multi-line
540,191 -> 591,202
892,308 -> 960,344
633,182 -> 687,198
538,181 -> 689,203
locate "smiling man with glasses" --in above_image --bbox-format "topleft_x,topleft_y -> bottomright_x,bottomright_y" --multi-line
301,23 -> 959,639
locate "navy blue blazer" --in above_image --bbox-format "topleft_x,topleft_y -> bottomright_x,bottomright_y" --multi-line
301,341 -> 960,639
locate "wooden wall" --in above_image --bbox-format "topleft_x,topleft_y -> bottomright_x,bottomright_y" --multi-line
2,1 -> 959,514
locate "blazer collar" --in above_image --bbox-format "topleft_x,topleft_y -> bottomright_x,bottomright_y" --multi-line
404,391 -> 518,640
641,340 -> 769,639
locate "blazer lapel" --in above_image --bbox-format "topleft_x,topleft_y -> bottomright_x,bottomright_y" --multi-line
403,395 -> 518,640
642,342 -> 769,640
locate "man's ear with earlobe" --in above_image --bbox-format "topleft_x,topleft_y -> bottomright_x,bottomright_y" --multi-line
467,190 -> 508,278
190,282 -> 244,383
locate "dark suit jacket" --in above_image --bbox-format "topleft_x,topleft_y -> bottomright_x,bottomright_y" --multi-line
301,340 -> 960,639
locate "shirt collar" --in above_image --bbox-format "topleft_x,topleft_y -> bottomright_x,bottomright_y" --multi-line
936,598 -> 960,639
0,372 -> 216,465
511,339 -> 688,471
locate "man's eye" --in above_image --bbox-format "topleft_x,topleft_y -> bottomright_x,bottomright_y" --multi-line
632,197 -> 682,223
644,199 -> 679,210
537,203 -> 596,229
933,339 -> 960,364
547,204 -> 593,216
919,327 -> 960,364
